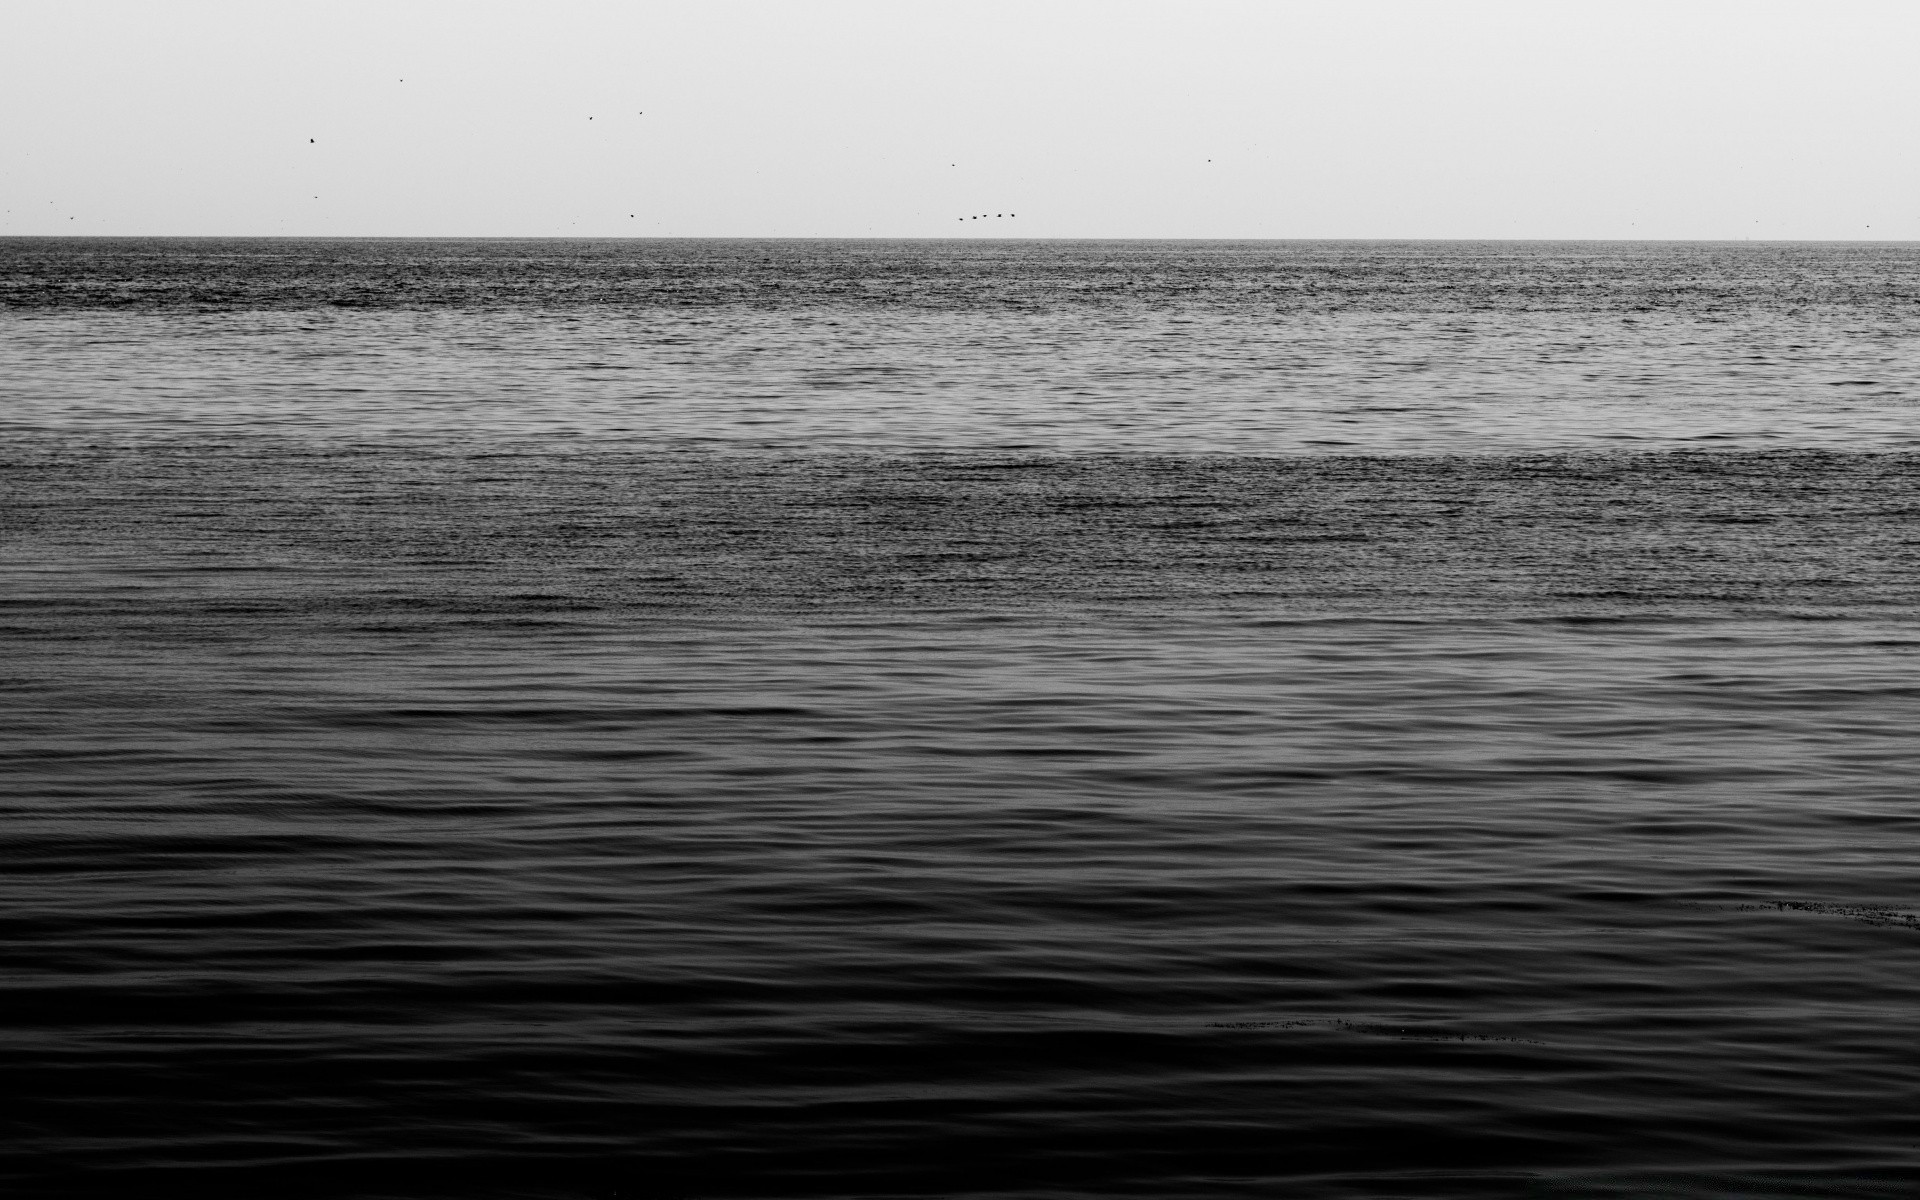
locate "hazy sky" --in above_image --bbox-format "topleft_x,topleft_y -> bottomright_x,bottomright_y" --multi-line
5,0 -> 1917,238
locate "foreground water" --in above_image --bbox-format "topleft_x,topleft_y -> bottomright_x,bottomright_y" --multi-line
4,240 -> 1920,1199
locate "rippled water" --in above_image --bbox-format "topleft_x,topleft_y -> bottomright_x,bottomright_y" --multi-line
7,239 -> 1920,453
5,240 -> 1920,1199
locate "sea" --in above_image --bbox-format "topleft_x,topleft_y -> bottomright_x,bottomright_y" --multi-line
4,238 -> 1919,1200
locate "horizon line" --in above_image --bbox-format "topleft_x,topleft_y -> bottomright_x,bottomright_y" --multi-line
4,234 -> 1917,244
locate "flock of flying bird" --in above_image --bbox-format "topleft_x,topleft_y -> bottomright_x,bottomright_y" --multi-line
312,107 -> 1017,226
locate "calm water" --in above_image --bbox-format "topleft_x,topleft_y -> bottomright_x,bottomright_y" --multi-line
5,240 -> 1920,1199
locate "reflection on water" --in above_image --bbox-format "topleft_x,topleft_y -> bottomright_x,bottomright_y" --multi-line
4,239 -> 1918,454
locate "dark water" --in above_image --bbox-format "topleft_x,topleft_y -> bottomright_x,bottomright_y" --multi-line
5,239 -> 1920,1199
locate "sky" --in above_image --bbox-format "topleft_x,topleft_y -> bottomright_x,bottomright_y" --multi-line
4,0 -> 1918,239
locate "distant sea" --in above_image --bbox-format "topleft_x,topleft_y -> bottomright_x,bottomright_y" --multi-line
5,239 -> 1920,1199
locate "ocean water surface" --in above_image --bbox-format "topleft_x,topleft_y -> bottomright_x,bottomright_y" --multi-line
4,239 -> 1920,1199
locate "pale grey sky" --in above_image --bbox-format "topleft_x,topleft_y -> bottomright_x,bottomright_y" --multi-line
4,0 -> 1916,238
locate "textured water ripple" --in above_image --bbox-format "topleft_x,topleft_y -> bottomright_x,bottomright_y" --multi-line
5,241 -> 1920,1198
